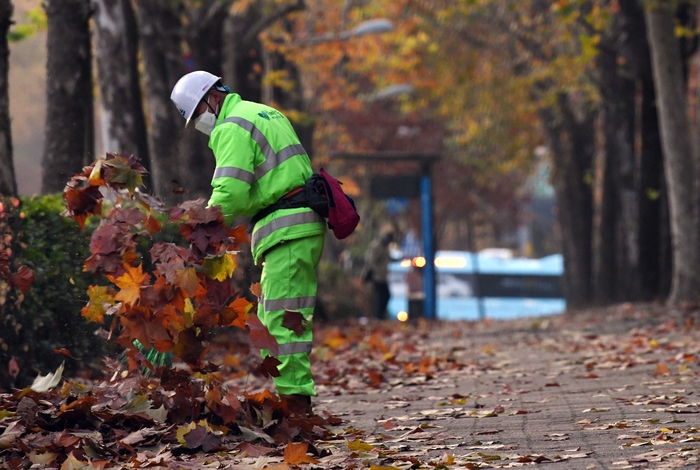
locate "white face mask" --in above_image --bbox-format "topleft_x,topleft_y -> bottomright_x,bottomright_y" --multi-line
193,96 -> 219,136
193,111 -> 217,136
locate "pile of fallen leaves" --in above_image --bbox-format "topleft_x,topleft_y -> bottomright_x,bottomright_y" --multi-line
0,359 -> 335,469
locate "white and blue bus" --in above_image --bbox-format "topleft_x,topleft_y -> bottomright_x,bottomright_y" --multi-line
387,250 -> 566,321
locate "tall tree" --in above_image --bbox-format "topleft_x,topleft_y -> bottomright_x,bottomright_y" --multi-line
41,0 -> 93,194
644,1 -> 700,306
133,0 -> 185,200
178,1 -> 229,199
93,0 -> 151,189
592,9 -> 638,304
619,0 -> 670,301
0,0 -> 15,196
135,0 -> 232,201
41,0 -> 94,193
540,96 -> 596,308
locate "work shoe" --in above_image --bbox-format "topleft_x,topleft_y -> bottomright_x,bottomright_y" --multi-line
279,394 -> 313,417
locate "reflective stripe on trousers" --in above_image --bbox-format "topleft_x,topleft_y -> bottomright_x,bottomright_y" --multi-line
211,116 -> 307,184
264,296 -> 316,356
251,211 -> 324,253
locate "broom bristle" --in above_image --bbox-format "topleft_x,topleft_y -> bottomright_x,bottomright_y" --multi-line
132,339 -> 173,374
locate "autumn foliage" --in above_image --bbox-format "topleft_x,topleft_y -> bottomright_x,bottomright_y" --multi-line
0,153 -> 335,463
0,153 -> 338,467
62,152 -> 267,373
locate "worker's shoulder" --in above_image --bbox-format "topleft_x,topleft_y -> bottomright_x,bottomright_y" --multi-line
239,100 -> 288,123
220,103 -> 288,131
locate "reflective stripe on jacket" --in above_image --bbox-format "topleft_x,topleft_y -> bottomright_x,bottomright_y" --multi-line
207,94 -> 326,263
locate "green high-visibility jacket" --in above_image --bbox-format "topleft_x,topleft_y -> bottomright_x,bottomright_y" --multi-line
207,93 -> 326,263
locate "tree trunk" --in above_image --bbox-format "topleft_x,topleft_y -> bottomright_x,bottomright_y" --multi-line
0,0 -> 15,196
41,0 -> 93,194
177,2 -> 228,199
592,108 -> 616,305
540,94 -> 595,309
644,2 -> 700,306
618,0 -> 669,301
594,24 -> 639,303
637,77 -> 671,300
133,0 -> 186,201
93,0 -> 151,189
222,3 -> 264,102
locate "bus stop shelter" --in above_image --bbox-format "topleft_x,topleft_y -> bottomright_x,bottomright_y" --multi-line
332,151 -> 440,319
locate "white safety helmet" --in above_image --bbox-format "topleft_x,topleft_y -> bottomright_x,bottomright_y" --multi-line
170,71 -> 221,127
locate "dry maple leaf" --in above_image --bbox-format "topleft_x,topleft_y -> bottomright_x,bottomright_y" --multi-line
144,215 -> 162,233
107,264 -> 148,307
282,310 -> 306,336
52,348 -> 76,360
221,297 -> 252,329
183,424 -> 222,452
203,253 -> 237,281
175,266 -> 199,296
81,285 -> 116,323
347,439 -> 375,452
236,441 -> 275,457
250,282 -> 262,298
368,334 -> 389,353
246,314 -> 279,356
228,224 -> 250,245
256,356 -> 282,378
654,363 -> 671,376
283,441 -> 319,465
9,265 -> 34,293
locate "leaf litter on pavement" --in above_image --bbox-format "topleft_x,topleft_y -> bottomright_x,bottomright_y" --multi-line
3,303 -> 700,468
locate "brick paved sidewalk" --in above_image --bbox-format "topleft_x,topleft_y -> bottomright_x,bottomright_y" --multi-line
314,305 -> 700,469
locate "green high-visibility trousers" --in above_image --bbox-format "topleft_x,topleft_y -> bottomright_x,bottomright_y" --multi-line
258,233 -> 324,396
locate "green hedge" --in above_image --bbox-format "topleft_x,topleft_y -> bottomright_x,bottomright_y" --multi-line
0,195 -> 105,390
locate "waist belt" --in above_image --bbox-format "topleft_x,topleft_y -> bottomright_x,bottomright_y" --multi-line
250,187 -> 307,228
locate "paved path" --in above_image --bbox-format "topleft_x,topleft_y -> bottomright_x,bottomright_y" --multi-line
313,305 -> 700,468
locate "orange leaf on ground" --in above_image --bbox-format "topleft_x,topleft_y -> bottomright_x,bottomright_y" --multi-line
108,264 -> 148,307
244,389 -> 277,406
368,370 -> 383,387
205,387 -> 242,425
368,334 -> 389,353
655,363 -> 671,376
283,441 -> 318,465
